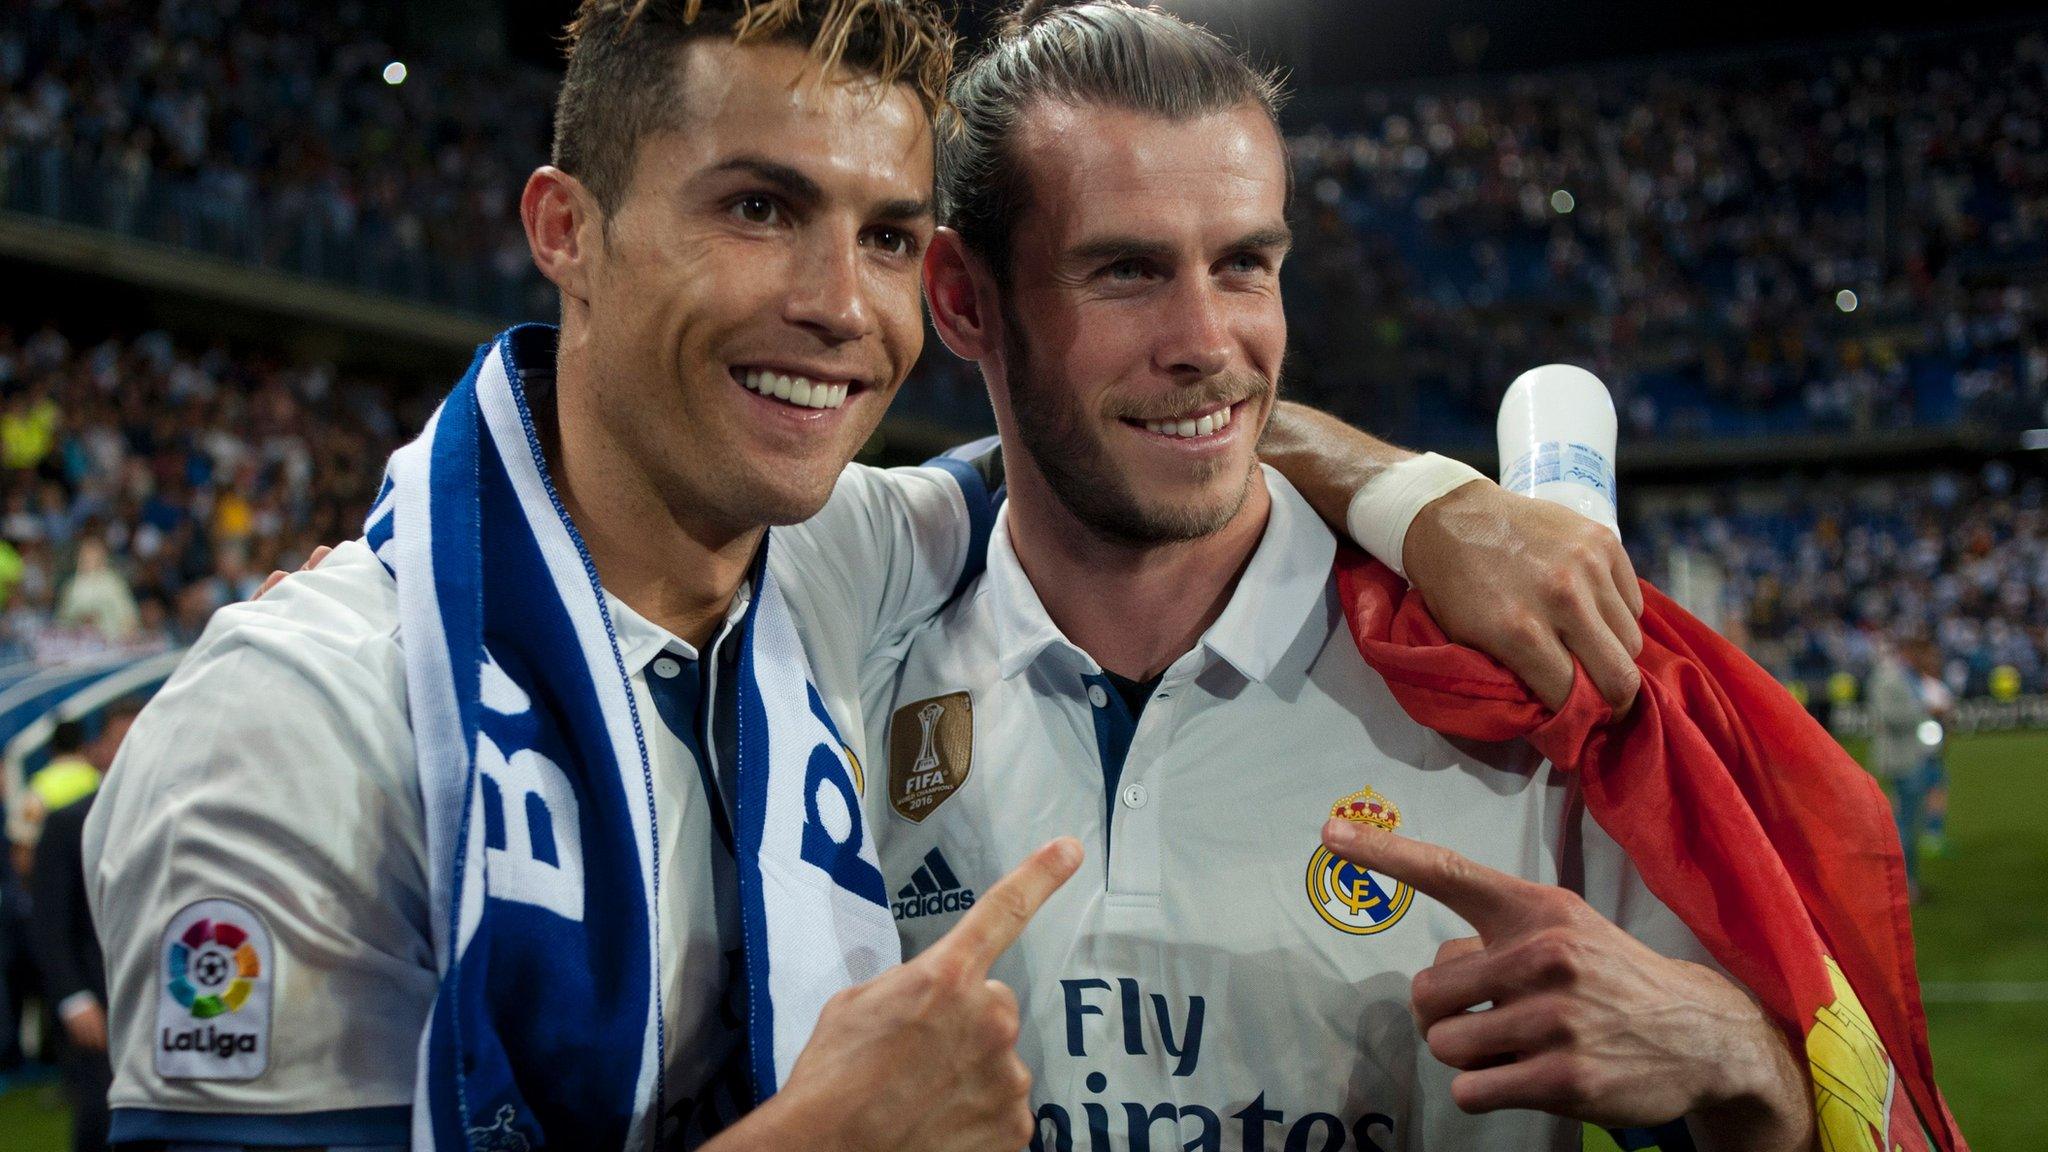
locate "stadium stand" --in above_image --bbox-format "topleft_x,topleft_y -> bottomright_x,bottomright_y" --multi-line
0,322 -> 413,663
1,0 -> 555,317
6,7 -> 2043,447
1282,24 -> 2048,446
1631,464 -> 2048,701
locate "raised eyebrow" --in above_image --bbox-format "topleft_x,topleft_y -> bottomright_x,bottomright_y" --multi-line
705,156 -> 822,204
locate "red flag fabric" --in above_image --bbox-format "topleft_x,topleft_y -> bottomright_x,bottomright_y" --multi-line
1335,549 -> 1965,1152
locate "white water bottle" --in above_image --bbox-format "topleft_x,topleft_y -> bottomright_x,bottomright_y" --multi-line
1496,364 -> 1619,537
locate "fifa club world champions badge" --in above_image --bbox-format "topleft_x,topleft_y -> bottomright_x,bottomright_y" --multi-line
888,691 -> 973,823
1306,787 -> 1414,935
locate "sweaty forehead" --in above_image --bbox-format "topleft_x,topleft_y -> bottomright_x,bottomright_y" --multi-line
659,38 -> 934,198
1010,101 -> 1287,244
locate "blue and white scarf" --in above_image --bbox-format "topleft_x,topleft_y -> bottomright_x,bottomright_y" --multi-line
365,325 -> 899,1151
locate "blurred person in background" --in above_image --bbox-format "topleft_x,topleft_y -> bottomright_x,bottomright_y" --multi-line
0,801 -> 25,1081
26,700 -> 144,1152
9,704 -> 137,883
1,382 -> 60,474
54,539 -> 137,642
1868,635 -> 1936,900
1911,638 -> 1955,862
9,720 -> 95,880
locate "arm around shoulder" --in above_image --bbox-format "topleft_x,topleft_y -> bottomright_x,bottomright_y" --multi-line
776,460 -> 991,654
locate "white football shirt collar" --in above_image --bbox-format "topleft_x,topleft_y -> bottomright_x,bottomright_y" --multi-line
602,579 -> 753,677
984,466 -> 1337,687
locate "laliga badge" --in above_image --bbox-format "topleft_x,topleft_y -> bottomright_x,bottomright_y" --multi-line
156,898 -> 272,1080
889,691 -> 972,823
1305,787 -> 1414,935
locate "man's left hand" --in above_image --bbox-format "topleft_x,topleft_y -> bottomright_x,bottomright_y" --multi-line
1403,480 -> 1643,716
1322,819 -> 1815,1152
254,544 -> 332,600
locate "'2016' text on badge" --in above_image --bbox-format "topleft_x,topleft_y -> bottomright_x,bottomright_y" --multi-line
888,692 -> 973,823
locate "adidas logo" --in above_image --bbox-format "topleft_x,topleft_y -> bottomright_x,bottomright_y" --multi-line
891,848 -> 976,922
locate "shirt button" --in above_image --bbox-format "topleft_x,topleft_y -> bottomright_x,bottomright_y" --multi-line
1121,783 -> 1148,809
1087,684 -> 1109,708
652,656 -> 682,680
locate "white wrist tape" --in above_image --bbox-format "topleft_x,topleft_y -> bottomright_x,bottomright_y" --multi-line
1345,452 -> 1487,578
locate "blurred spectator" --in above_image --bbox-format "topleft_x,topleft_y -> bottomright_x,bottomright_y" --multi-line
1865,638 -> 1935,898
29,792 -> 109,1152
55,540 -> 137,642
0,809 -> 25,1078
24,700 -> 138,1152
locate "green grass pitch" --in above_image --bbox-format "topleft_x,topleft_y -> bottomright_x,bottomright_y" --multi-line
0,732 -> 2041,1150
1900,730 -> 2048,1150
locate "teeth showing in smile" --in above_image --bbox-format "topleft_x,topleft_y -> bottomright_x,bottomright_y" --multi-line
1142,404 -> 1233,439
740,369 -> 849,410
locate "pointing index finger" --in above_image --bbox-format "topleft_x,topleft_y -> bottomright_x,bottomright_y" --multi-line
1320,819 -> 1535,941
922,837 -> 1082,977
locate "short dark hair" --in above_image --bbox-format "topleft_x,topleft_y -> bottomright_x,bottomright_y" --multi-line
553,0 -> 956,216
937,0 -> 1288,284
103,695 -> 147,726
49,720 -> 85,756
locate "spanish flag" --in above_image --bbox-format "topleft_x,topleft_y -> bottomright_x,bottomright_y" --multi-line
1336,550 -> 1965,1152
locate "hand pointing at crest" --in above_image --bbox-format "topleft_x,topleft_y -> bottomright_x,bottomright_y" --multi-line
1319,820 -> 1817,1152
713,837 -> 1083,1152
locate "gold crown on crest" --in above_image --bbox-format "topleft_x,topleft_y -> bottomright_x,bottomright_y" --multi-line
1330,787 -> 1401,831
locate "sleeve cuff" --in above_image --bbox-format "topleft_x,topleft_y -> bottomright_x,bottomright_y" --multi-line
1344,452 -> 1486,578
109,1105 -> 412,1147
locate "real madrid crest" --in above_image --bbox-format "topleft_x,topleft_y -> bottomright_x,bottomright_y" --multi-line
1305,787 -> 1414,935
888,691 -> 973,822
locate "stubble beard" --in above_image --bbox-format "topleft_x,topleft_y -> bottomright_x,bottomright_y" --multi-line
1000,301 -> 1263,547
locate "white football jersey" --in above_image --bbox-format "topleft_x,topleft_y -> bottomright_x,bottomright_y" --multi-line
861,470 -> 1717,1152
84,462 -> 979,1147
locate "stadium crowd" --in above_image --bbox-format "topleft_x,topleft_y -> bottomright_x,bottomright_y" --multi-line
7,5 -> 2046,443
1,0 -> 556,316
0,323 -> 411,664
1631,464 -> 2048,701
1282,24 -> 2048,442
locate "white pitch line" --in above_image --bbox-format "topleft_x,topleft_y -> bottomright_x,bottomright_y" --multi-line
1919,981 -> 2048,1003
